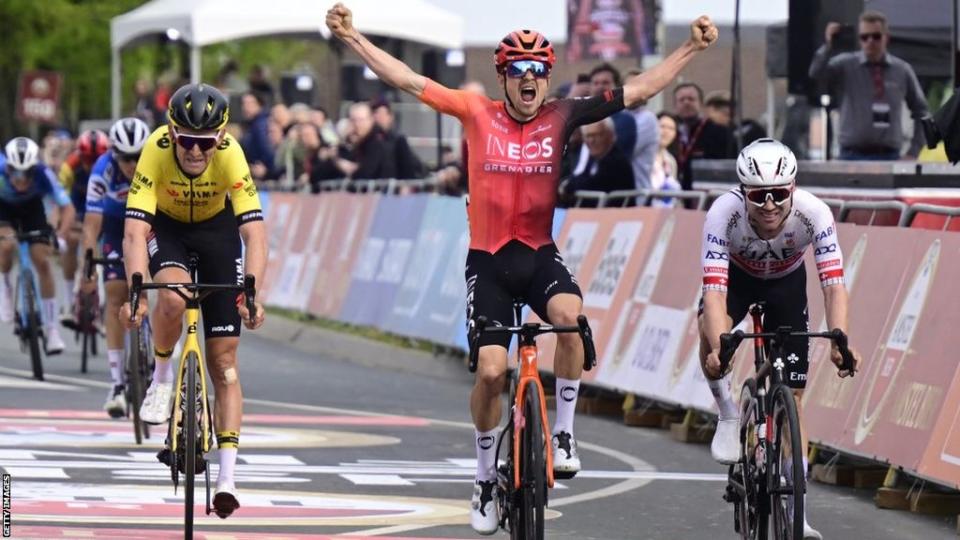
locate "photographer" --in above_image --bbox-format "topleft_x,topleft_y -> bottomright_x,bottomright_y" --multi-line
809,11 -> 928,160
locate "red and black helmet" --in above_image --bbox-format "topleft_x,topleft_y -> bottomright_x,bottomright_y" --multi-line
494,30 -> 556,71
76,129 -> 110,164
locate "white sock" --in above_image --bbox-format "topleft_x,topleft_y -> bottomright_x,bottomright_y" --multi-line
475,428 -> 498,482
42,298 -> 58,328
217,447 -> 238,486
64,279 -> 75,306
708,373 -> 738,419
107,349 -> 125,386
153,358 -> 173,384
0,272 -> 10,291
553,377 -> 580,436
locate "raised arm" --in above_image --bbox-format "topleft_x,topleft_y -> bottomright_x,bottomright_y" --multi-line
326,3 -> 427,96
623,16 -> 718,108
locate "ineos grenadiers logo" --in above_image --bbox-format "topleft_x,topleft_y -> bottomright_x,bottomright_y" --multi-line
485,134 -> 554,160
560,386 -> 577,402
478,435 -> 495,450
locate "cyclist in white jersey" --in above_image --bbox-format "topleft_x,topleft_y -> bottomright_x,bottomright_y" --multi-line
698,138 -> 863,540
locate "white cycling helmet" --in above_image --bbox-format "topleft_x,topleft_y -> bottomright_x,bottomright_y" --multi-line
4,137 -> 40,171
735,138 -> 797,188
109,117 -> 151,155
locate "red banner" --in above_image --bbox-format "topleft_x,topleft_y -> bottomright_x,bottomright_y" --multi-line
16,70 -> 62,124
566,0 -> 658,62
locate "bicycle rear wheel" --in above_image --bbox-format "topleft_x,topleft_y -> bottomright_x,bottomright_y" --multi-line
735,379 -> 768,540
515,383 -> 546,540
127,325 -> 147,444
184,351 -> 199,539
769,384 -> 804,540
22,272 -> 43,381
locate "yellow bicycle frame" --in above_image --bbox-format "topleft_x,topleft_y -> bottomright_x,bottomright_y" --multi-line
168,304 -> 212,456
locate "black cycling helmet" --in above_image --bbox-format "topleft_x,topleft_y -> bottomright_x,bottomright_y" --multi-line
167,83 -> 229,131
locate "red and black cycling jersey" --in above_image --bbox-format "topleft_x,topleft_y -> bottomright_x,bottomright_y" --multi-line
419,79 -> 625,253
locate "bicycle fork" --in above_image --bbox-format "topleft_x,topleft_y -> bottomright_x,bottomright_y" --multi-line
513,344 -> 554,491
162,308 -> 213,492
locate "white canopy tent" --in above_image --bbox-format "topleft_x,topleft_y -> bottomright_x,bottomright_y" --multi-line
109,0 -> 464,118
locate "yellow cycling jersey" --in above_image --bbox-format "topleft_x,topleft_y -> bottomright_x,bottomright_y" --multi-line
125,126 -> 263,225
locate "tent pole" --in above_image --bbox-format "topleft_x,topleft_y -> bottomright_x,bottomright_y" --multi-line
111,47 -> 121,121
190,45 -> 201,84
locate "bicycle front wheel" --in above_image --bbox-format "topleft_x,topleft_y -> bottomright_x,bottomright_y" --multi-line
127,325 -> 146,444
736,379 -> 768,540
515,383 -> 546,540
22,271 -> 43,381
769,384 -> 804,540
184,351 -> 199,539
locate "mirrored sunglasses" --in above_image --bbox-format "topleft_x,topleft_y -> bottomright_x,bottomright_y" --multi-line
505,60 -> 550,79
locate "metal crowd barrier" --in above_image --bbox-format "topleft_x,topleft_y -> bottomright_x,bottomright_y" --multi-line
837,200 -> 910,227
571,189 -> 707,210
903,203 -> 960,230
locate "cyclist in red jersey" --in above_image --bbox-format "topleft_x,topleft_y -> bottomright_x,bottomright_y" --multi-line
327,3 -> 718,534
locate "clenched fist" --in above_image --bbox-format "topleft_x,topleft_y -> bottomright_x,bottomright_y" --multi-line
690,15 -> 719,51
326,2 -> 356,41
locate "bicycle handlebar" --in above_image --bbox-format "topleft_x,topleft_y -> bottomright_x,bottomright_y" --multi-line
83,248 -> 123,280
127,271 -> 258,323
718,327 -> 856,377
467,314 -> 597,374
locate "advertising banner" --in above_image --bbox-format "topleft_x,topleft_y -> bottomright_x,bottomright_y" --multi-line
338,195 -> 428,327
307,193 -> 379,318
566,0 -> 658,62
382,197 -> 467,341
261,193 -> 302,305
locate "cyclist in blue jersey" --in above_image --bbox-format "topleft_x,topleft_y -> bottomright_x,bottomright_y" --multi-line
0,137 -> 76,354
81,118 -> 151,417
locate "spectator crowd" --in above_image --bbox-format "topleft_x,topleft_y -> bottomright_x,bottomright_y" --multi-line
40,8 -> 935,208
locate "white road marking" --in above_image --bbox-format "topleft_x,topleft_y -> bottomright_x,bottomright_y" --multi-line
0,374 -> 83,391
340,474 -> 414,486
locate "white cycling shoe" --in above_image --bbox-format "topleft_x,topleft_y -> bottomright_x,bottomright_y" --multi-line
711,417 -> 740,464
552,431 -> 581,478
45,325 -> 65,355
103,384 -> 127,419
803,519 -> 823,540
213,481 -> 241,519
0,289 -> 13,323
139,381 -> 173,425
470,480 -> 499,535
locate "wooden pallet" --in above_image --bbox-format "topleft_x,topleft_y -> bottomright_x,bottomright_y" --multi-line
811,464 -> 887,489
874,487 -> 912,511
576,396 -> 624,417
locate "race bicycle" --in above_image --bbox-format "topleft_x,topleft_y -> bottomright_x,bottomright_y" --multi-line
468,302 -> 597,540
720,303 -> 856,540
3,230 -> 55,380
85,249 -> 153,443
128,255 -> 256,539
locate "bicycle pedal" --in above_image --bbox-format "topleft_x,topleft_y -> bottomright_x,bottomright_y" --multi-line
553,470 -> 577,480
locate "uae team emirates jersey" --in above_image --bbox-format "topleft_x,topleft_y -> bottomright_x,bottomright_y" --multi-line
700,188 -> 845,293
419,79 -> 624,253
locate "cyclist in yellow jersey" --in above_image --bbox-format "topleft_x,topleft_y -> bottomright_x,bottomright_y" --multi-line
120,83 -> 267,519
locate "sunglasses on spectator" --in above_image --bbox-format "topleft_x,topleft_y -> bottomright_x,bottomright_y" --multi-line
114,151 -> 141,163
505,60 -> 551,79
743,186 -> 794,207
172,128 -> 220,151
859,32 -> 883,42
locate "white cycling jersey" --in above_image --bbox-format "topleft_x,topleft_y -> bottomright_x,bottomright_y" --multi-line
701,188 -> 844,293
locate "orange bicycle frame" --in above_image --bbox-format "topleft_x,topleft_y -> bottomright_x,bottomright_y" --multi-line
512,342 -> 555,490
